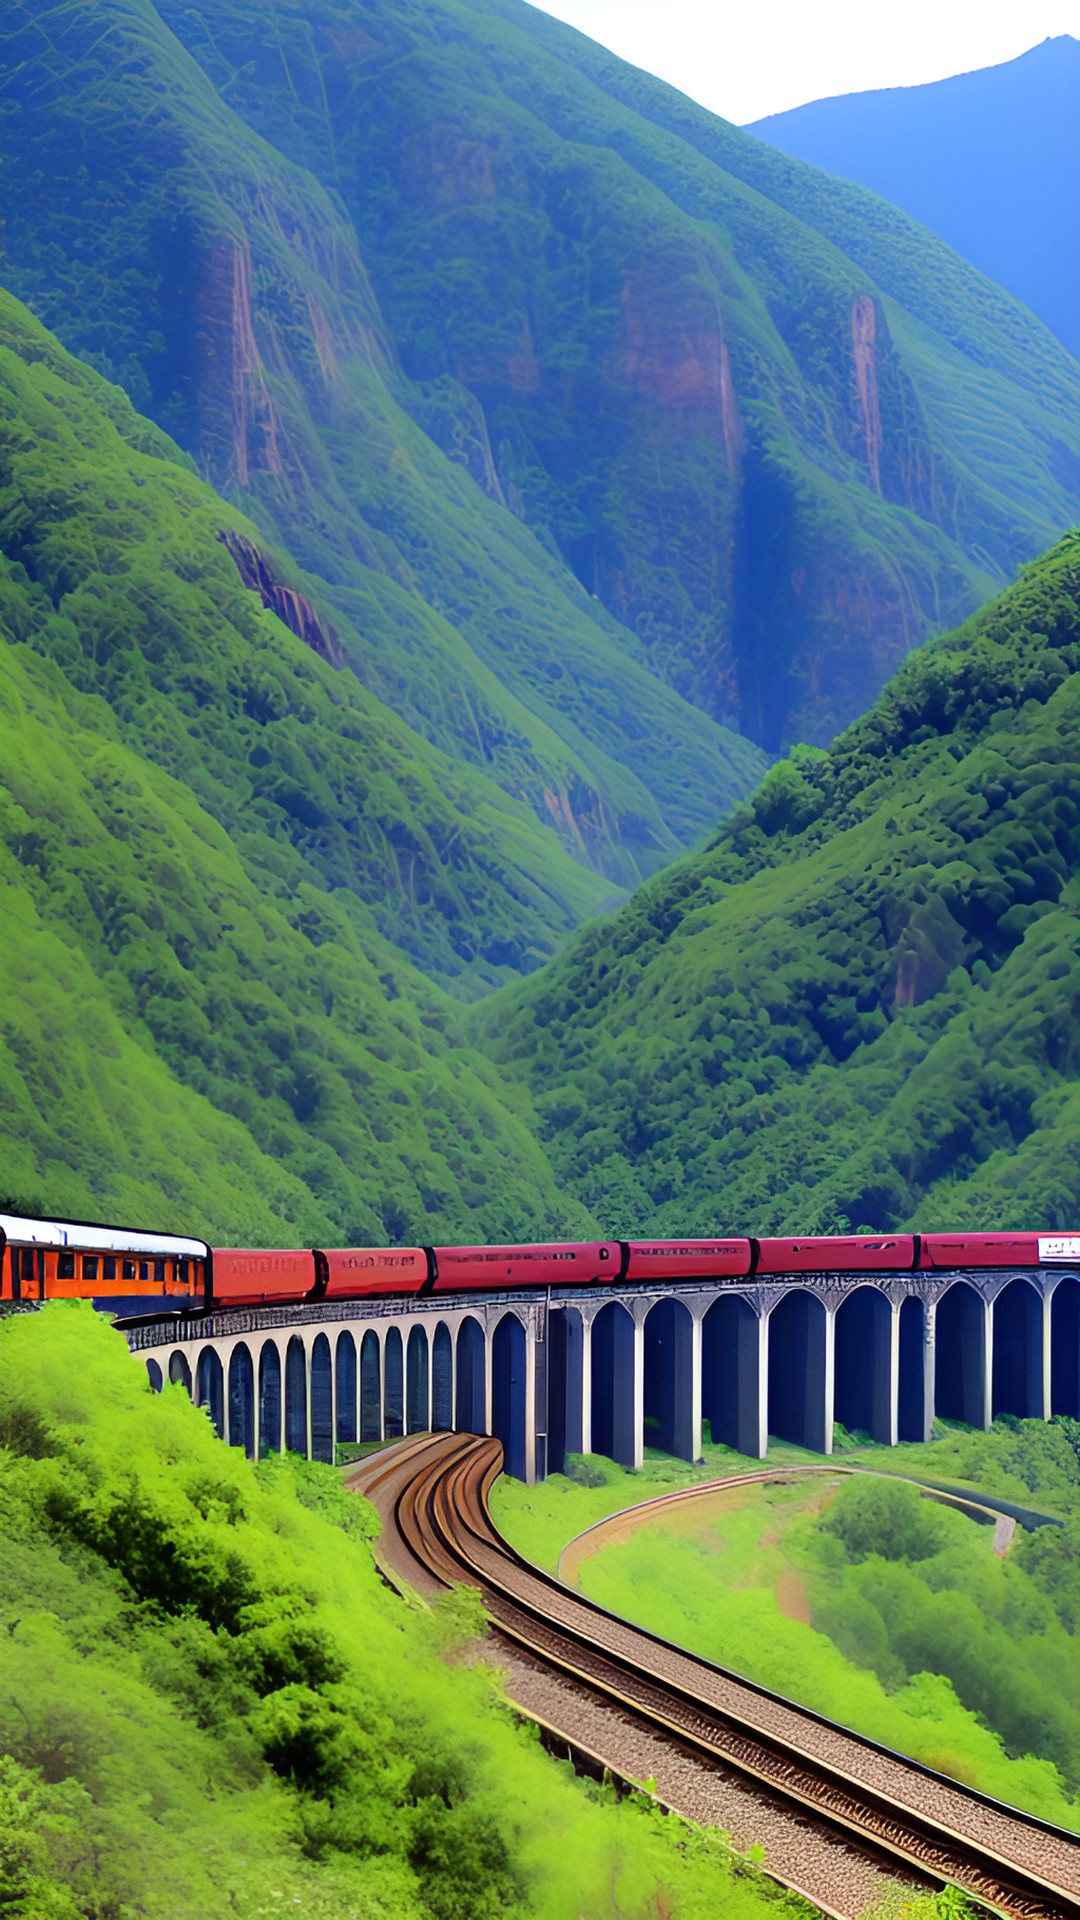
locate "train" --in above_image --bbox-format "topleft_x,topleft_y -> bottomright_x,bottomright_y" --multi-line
2,1212 -> 1079,1323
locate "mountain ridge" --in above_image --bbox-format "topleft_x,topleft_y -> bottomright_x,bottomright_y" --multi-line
746,35 -> 1080,362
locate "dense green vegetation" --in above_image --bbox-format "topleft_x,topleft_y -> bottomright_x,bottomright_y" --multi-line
5,0 -> 1080,781
151,0 -> 1080,749
0,1304 -> 837,1919
0,287 -> 599,1241
0,288 -> 610,989
480,534 -> 1080,1231
4,0 -> 1079,1245
0,0 -> 763,887
493,1422 -> 1080,1825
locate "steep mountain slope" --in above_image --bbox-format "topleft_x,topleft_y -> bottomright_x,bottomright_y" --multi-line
0,0 -> 762,885
477,534 -> 1080,1234
747,37 -> 1080,363
132,0 -> 1080,754
0,287 -> 593,1241
6,6 -> 1080,773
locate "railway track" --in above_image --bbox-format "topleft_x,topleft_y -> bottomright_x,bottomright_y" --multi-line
348,1433 -> 1080,1920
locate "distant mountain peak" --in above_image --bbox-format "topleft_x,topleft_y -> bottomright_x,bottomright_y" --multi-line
747,34 -> 1080,359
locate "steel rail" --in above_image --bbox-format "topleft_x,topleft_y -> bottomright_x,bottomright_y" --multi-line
364,1434 -> 1080,1920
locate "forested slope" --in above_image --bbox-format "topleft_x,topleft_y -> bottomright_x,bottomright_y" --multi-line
0,0 -> 762,885
0,1305 -> 818,1919
0,288 -> 589,1243
5,0 -> 1080,774
477,535 -> 1080,1233
155,0 -> 1080,748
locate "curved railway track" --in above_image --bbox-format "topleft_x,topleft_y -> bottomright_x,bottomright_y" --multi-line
349,1433 -> 1080,1920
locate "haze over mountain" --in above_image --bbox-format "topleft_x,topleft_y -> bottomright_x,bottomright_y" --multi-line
4,0 -> 1080,786
747,36 -> 1080,363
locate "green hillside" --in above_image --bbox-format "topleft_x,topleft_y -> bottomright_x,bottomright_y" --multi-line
136,0 -> 1080,752
477,533 -> 1080,1233
0,1305 -> 823,1919
0,286 -> 594,1242
0,0 -> 763,888
6,1 -> 1080,802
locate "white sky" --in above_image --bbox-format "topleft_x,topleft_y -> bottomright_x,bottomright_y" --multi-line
529,0 -> 1080,124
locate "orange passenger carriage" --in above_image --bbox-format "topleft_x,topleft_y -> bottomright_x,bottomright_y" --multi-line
0,1212 -> 208,1315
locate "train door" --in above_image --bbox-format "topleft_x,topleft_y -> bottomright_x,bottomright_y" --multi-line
12,1246 -> 44,1300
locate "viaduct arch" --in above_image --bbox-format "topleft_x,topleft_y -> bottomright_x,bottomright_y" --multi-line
129,1264 -> 1079,1484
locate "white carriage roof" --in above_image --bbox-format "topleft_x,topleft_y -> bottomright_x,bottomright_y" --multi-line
0,1214 -> 207,1258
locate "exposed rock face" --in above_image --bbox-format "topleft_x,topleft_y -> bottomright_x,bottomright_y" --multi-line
217,531 -> 344,669
851,295 -> 883,498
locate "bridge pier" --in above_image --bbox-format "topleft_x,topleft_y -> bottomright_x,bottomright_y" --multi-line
1040,1290 -> 1053,1422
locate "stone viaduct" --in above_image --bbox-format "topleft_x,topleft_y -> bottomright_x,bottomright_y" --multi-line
128,1266 -> 1080,1483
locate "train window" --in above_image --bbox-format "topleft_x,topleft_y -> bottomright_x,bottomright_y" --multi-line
154,1259 -> 165,1284
139,1261 -> 149,1282
103,1257 -> 116,1282
57,1253 -> 76,1280
178,1259 -> 188,1285
82,1256 -> 99,1282
20,1249 -> 34,1282
122,1260 -> 136,1281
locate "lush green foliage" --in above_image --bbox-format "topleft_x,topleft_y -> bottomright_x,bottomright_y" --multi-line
0,1305 -> 828,1919
480,535 -> 1080,1231
0,287 -> 605,1241
0,0 -> 764,886
5,2 -> 1080,1243
495,1424 -> 1080,1825
0,287 -> 611,991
